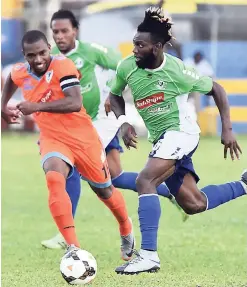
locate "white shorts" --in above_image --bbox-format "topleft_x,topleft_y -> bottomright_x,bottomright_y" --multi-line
93,113 -> 121,149
150,131 -> 200,196
150,131 -> 200,160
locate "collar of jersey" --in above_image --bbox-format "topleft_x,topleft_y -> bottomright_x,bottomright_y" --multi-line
145,53 -> 167,72
27,56 -> 54,81
65,40 -> 79,56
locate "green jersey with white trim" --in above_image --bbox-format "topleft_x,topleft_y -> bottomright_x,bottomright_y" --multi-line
52,40 -> 121,120
111,53 -> 213,143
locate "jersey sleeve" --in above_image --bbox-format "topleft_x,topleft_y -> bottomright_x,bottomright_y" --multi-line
10,63 -> 25,87
176,63 -> 213,95
90,43 -> 121,70
54,57 -> 80,91
110,61 -> 128,96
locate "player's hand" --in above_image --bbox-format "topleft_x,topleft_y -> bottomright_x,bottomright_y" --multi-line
221,128 -> 242,160
1,106 -> 22,124
104,96 -> 111,116
16,101 -> 39,115
120,122 -> 138,149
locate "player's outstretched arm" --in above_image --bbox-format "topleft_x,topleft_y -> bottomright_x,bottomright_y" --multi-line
1,73 -> 21,124
207,81 -> 242,160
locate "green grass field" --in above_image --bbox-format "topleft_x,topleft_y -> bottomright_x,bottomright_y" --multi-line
1,133 -> 247,287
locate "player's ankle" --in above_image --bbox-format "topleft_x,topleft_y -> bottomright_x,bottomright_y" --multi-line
119,218 -> 131,236
140,249 -> 159,259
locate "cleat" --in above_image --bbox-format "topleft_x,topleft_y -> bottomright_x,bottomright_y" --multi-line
168,194 -> 189,222
62,244 -> 80,260
115,249 -> 160,275
121,218 -> 135,261
240,170 -> 247,192
41,233 -> 67,250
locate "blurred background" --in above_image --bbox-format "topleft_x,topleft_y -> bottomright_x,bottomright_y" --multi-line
1,0 -> 247,136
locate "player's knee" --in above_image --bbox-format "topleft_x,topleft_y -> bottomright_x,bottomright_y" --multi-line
135,174 -> 154,195
91,185 -> 112,199
182,197 -> 207,215
43,157 -> 70,178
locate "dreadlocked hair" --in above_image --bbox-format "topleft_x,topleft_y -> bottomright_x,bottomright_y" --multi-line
137,6 -> 174,45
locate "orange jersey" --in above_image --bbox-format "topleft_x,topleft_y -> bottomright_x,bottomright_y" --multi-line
11,56 -> 97,147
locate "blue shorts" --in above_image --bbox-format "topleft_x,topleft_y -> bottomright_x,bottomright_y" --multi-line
105,133 -> 123,155
164,145 -> 200,196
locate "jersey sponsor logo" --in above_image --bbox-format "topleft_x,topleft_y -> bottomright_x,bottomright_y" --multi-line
74,58 -> 84,69
182,69 -> 199,80
45,70 -> 53,83
148,103 -> 172,114
156,80 -> 167,90
135,93 -> 164,110
40,89 -> 53,103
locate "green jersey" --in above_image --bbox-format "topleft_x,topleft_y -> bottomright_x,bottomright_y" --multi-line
111,54 -> 213,143
52,40 -> 121,120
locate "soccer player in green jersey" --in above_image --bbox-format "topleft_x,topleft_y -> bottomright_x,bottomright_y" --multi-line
109,7 -> 246,274
41,9 -> 187,250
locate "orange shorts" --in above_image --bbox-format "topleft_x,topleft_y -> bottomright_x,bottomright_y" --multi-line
40,137 -> 111,188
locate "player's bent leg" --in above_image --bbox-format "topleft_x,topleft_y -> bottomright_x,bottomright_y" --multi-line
74,138 -> 135,261
175,173 -> 207,215
41,168 -> 81,249
106,148 -> 123,179
116,131 -> 199,274
107,142 -> 186,220
89,184 -> 135,261
107,139 -> 171,198
42,154 -> 80,248
176,171 -> 247,214
116,157 -> 175,274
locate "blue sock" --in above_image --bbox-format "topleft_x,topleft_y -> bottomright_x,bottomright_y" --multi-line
66,168 -> 81,217
201,181 -> 246,210
138,194 -> 161,251
112,172 -> 170,198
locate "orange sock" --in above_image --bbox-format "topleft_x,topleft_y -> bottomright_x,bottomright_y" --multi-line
46,171 -> 80,247
99,186 -> 131,236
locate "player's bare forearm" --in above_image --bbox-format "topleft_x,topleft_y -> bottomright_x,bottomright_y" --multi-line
1,73 -> 18,108
109,92 -> 126,119
36,97 -> 81,113
207,81 -> 232,131
37,86 -> 82,113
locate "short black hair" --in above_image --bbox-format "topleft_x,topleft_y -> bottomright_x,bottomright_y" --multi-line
22,30 -> 48,50
50,9 -> 79,29
137,7 -> 173,46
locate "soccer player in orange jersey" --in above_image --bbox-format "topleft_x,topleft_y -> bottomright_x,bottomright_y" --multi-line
1,30 -> 135,259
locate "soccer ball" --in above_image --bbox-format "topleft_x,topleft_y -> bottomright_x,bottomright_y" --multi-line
60,249 -> 97,285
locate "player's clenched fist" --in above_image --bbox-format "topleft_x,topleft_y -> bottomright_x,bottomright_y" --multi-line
1,106 -> 22,124
16,101 -> 39,115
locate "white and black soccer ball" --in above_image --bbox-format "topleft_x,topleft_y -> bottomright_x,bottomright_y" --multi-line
60,249 -> 97,285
